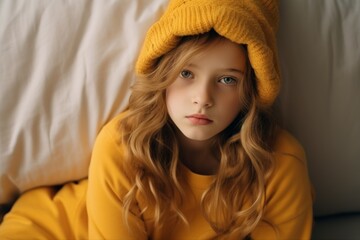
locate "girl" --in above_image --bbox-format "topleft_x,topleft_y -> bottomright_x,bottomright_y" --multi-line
0,0 -> 313,239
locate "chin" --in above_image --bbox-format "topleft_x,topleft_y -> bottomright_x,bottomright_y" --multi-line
181,131 -> 217,142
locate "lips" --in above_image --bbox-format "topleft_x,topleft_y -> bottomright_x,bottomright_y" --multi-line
186,114 -> 213,125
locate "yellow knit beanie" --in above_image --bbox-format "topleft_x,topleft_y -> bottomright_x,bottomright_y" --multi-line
135,0 -> 280,107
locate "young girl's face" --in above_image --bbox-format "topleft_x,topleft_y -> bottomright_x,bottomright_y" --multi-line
166,38 -> 247,141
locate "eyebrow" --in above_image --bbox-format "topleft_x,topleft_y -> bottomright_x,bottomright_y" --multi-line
224,68 -> 245,75
187,63 -> 244,74
187,63 -> 245,75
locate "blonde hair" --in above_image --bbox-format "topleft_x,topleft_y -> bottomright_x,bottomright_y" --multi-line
119,30 -> 276,238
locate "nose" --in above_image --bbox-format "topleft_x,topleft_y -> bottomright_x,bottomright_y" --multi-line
192,82 -> 214,108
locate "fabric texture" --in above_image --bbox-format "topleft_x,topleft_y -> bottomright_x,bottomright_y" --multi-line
0,114 -> 313,239
136,0 -> 280,106
0,0 -> 168,205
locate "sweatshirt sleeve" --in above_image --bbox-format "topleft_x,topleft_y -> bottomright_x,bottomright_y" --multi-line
87,117 -> 148,239
251,130 -> 314,240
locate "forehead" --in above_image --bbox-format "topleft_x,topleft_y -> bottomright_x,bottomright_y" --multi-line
184,37 -> 247,71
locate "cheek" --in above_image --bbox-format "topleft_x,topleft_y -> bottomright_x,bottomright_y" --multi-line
166,87 -> 181,114
219,93 -> 243,120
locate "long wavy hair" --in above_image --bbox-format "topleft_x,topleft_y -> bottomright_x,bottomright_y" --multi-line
118,30 -> 277,239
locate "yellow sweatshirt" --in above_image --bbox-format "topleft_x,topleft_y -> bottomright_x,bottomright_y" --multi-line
0,114 -> 313,239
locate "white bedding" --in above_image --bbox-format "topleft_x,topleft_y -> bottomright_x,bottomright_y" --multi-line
0,0 -> 168,203
1,0 -> 359,219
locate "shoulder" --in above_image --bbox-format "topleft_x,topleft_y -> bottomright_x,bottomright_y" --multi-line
98,112 -> 126,141
90,113 -> 126,167
269,129 -> 310,184
91,111 -> 128,163
269,129 -> 310,187
89,112 -> 132,189
272,129 -> 306,164
264,129 -> 313,223
253,130 -> 314,240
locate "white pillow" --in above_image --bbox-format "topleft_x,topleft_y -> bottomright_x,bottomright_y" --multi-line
0,0 -> 168,204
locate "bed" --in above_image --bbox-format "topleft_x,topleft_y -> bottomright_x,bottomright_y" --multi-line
1,0 -> 359,238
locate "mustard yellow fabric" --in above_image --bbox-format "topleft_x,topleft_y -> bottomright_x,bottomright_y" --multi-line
136,0 -> 280,106
0,114 -> 313,239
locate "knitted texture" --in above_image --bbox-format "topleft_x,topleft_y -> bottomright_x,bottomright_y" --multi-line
136,0 -> 280,106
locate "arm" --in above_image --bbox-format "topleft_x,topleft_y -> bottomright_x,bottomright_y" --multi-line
251,130 -> 314,240
87,118 -> 148,239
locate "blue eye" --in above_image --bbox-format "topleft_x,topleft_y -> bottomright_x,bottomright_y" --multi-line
180,70 -> 193,79
219,76 -> 237,85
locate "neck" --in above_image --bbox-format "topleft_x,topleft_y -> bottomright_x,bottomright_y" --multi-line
176,131 -> 219,175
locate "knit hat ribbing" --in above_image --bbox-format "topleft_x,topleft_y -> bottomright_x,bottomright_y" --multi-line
135,0 -> 280,107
